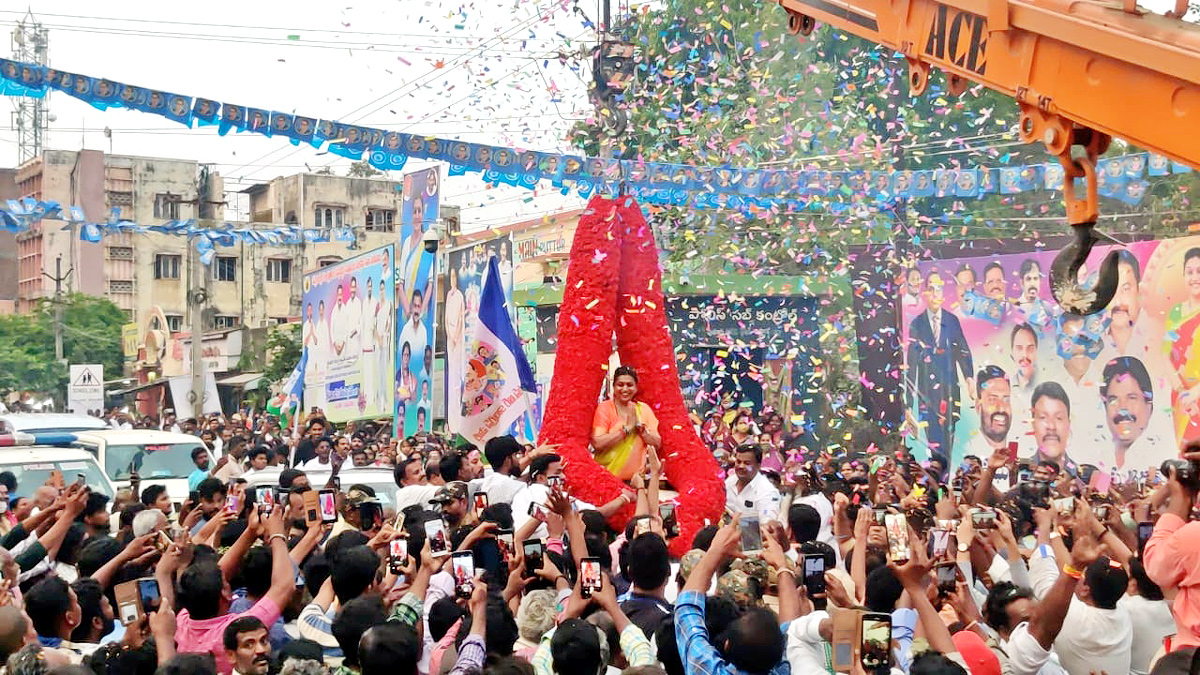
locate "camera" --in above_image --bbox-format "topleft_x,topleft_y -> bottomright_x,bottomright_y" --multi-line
1162,458 -> 1200,490
422,228 -> 439,254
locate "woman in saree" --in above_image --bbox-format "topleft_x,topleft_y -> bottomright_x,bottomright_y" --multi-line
591,365 -> 661,481
1167,247 -> 1200,443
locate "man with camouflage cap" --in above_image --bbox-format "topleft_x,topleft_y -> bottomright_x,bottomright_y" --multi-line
431,480 -> 474,530
328,485 -> 383,539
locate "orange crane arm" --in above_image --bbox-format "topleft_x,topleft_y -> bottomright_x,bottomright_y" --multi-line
777,0 -> 1200,220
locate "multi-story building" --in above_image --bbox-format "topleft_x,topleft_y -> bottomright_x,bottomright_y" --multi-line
1,153 -> 455,333
5,149 -> 202,322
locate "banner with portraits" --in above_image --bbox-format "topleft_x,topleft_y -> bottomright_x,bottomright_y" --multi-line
301,245 -> 395,423
444,237 -> 514,435
901,237 -> 1200,480
395,167 -> 441,436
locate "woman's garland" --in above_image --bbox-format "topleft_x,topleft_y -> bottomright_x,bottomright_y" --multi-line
538,194 -> 723,556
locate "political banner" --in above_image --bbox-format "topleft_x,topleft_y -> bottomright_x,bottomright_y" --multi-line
301,245 -> 395,423
445,236 -> 513,434
459,257 -> 536,446
901,237 -> 1200,480
395,167 -> 441,435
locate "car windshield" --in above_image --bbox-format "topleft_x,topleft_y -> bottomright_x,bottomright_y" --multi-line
0,460 -> 112,498
102,443 -> 202,481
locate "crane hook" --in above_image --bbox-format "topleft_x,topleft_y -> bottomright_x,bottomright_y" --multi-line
1048,222 -> 1121,316
1040,127 -> 1119,316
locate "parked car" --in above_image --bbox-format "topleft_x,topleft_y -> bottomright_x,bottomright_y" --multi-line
0,445 -> 117,500
0,413 -> 108,435
70,430 -> 212,504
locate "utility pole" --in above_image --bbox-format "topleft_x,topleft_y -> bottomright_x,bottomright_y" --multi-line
42,255 -> 71,363
188,166 -> 217,419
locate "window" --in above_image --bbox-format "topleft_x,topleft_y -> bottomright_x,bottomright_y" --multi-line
154,254 -> 181,280
107,246 -> 133,260
165,314 -> 183,332
318,256 -> 342,268
213,256 -> 237,282
366,209 -> 395,232
270,317 -> 289,325
213,315 -> 240,330
108,280 -> 134,294
266,258 -> 291,283
314,206 -> 346,229
154,193 -> 180,220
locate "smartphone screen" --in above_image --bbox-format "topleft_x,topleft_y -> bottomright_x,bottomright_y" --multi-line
802,555 -> 826,597
388,538 -> 408,574
1053,496 -> 1075,514
633,515 -> 653,537
74,473 -> 86,489
528,502 -> 550,522
738,516 -> 762,553
522,539 -> 544,577
1093,504 -> 1110,522
451,551 -> 475,599
1137,521 -> 1154,555
137,578 -> 161,615
580,557 -> 602,599
971,508 -> 996,529
929,528 -> 951,559
884,513 -> 910,562
659,503 -> 679,538
860,613 -> 892,674
318,489 -> 338,523
225,493 -> 240,515
496,529 -> 514,563
425,519 -> 449,557
254,486 -> 275,514
473,493 -> 489,513
936,563 -> 957,595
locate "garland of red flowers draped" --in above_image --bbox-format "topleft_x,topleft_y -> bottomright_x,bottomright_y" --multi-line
539,194 -> 723,557
613,196 -> 724,556
537,196 -> 629,523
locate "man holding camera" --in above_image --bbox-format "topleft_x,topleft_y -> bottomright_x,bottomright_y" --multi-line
1144,452 -> 1200,655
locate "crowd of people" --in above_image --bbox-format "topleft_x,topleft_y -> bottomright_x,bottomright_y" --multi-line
0,390 -> 1192,675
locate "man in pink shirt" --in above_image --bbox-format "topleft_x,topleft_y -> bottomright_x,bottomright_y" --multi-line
1144,456 -> 1200,652
155,507 -> 295,674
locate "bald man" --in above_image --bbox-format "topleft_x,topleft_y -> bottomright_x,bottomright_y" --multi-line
0,607 -> 29,661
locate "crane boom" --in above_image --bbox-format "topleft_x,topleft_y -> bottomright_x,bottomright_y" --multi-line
777,0 -> 1200,170
778,0 -> 1200,314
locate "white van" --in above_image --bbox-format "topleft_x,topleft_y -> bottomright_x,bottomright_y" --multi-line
0,413 -> 108,434
0,446 -> 117,500
70,429 -> 213,503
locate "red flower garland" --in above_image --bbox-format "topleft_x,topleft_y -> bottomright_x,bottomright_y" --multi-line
539,194 -> 723,557
537,197 -> 627,517
613,197 -> 723,557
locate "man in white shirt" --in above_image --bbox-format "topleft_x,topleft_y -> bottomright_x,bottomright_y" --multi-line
329,286 -> 347,359
374,275 -> 393,411
297,437 -> 335,473
1027,545 -> 1132,675
360,278 -> 378,409
964,366 -> 1014,493
1077,355 -> 1174,475
724,444 -> 781,523
469,436 -> 528,506
398,289 -> 428,382
342,277 -> 364,362
392,456 -> 442,514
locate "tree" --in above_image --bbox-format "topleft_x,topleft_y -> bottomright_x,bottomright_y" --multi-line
262,323 -> 302,386
0,294 -> 126,402
347,161 -> 383,178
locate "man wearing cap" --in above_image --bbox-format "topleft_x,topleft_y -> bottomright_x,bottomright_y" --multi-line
329,485 -> 383,539
431,482 -> 473,531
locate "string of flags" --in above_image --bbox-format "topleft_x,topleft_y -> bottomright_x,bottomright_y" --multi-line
0,198 -> 355,265
0,57 -> 1192,214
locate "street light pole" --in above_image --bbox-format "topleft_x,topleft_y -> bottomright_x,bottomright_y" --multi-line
42,254 -> 72,363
